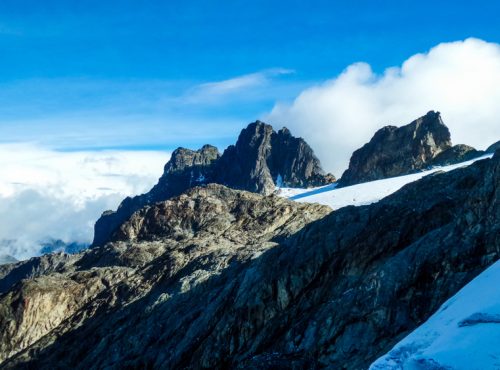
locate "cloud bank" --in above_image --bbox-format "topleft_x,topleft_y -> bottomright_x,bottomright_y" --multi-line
0,144 -> 168,260
266,38 -> 500,175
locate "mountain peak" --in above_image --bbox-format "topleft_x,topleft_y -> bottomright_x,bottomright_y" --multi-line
165,145 -> 220,173
338,111 -> 452,186
278,126 -> 291,136
92,120 -> 334,246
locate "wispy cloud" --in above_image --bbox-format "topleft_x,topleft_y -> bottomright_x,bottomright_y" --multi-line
0,114 -> 242,151
181,68 -> 295,104
0,69 -> 300,151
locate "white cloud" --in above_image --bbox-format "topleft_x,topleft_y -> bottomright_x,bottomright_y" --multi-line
0,144 -> 169,260
266,38 -> 500,176
182,68 -> 295,104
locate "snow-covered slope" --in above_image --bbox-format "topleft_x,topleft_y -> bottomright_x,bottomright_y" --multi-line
369,259 -> 500,370
278,154 -> 493,209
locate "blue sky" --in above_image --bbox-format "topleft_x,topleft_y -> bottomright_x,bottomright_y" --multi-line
1,0 -> 499,151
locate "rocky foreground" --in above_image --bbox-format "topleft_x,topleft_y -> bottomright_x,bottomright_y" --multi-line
0,147 -> 498,368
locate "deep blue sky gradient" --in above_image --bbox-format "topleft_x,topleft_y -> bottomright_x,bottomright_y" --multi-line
0,0 -> 499,150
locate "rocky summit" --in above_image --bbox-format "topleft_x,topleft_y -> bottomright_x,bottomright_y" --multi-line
215,122 -> 335,194
338,111 -> 453,187
430,143 -> 483,166
486,139 -> 500,154
93,121 -> 334,246
0,149 -> 498,369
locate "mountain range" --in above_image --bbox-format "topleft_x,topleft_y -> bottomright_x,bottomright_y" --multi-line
0,111 -> 498,369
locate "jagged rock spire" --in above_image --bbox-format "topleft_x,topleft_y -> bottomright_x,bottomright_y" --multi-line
92,120 -> 334,246
338,111 -> 452,187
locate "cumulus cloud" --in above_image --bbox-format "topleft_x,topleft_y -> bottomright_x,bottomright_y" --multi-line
0,144 -> 169,260
266,38 -> 500,175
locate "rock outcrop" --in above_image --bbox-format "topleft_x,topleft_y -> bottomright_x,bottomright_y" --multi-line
214,122 -> 335,193
486,140 -> 500,153
338,111 -> 452,187
93,121 -> 334,246
1,151 -> 498,369
93,144 -> 221,246
430,144 -> 483,166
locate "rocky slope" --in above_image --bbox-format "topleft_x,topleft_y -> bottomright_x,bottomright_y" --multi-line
430,143 -> 483,166
487,139 -> 500,153
93,121 -> 334,246
1,150 -> 498,369
338,111 -> 454,186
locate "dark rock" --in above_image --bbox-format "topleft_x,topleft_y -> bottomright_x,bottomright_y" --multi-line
93,144 -> 221,246
1,152 -> 498,369
214,122 -> 334,194
93,121 -> 334,246
486,140 -> 500,153
430,144 -> 483,166
0,252 -> 77,293
338,111 -> 452,186
458,313 -> 500,327
213,121 -> 276,194
270,127 -> 336,188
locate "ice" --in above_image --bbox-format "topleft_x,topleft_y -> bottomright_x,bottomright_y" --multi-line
279,154 -> 493,211
370,260 -> 500,370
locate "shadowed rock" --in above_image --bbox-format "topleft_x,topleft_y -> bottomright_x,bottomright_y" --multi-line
338,111 -> 452,187
93,121 -> 334,246
431,144 -> 483,166
214,122 -> 335,194
486,140 -> 500,153
92,144 -> 221,247
1,151 -> 498,369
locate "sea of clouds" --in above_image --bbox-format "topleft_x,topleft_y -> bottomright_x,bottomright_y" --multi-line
0,144 -> 168,260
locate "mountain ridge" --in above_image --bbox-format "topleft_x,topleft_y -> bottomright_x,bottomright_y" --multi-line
93,120 -> 334,246
0,150 -> 498,368
0,113 -> 498,369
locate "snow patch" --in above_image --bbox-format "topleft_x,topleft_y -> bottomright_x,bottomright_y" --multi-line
275,174 -> 284,188
369,260 -> 500,370
279,154 -> 493,210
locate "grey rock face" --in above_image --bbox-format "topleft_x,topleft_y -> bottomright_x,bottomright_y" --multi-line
486,140 -> 500,153
0,185 -> 331,366
270,127 -> 337,188
338,111 -> 452,186
431,144 -> 483,166
213,121 -> 277,194
93,121 -> 334,246
0,252 -> 78,293
214,122 -> 334,194
93,145 -> 222,246
1,152 -> 498,369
